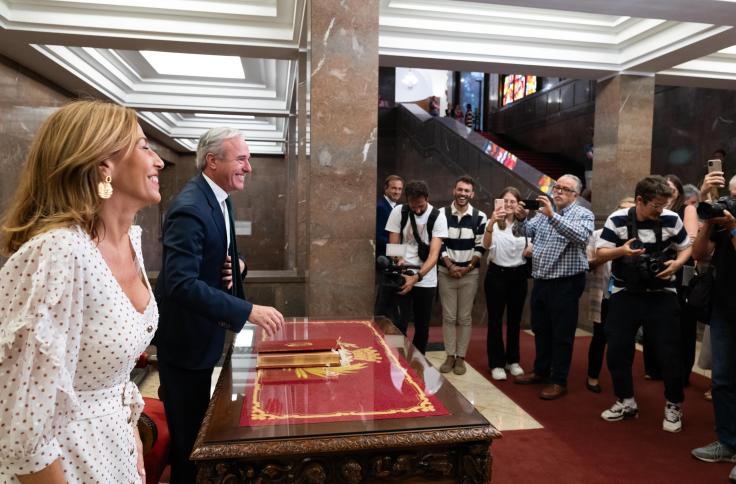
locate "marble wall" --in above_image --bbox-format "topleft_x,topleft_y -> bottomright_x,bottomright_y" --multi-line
307,0 -> 379,317
0,55 -> 69,248
652,85 -> 736,185
592,75 -> 655,223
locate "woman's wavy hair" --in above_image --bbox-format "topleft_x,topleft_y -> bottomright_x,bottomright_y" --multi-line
1,99 -> 139,255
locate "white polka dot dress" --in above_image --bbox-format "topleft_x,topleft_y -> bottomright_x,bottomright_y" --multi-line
0,225 -> 158,483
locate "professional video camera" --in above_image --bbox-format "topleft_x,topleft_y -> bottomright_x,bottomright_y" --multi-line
621,240 -> 675,292
376,255 -> 420,290
696,196 -> 736,220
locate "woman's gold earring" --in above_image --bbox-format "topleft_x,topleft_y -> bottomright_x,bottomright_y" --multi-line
98,175 -> 113,199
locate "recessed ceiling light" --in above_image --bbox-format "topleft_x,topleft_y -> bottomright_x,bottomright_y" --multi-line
140,50 -> 245,79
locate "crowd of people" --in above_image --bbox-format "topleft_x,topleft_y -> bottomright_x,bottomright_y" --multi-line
0,98 -> 733,482
375,167 -> 736,481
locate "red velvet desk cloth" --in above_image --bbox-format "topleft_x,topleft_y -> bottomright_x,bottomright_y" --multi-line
240,320 -> 448,426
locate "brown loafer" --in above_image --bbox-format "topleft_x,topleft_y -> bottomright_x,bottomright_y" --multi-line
514,373 -> 547,385
540,384 -> 568,400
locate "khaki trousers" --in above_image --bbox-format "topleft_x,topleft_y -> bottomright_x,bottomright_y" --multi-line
438,266 -> 480,357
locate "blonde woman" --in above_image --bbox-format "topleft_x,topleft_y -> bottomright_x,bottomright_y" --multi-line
0,100 -> 164,483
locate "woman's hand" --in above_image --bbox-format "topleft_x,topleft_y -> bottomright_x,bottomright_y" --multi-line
523,243 -> 533,258
134,426 -> 146,483
701,171 -> 725,200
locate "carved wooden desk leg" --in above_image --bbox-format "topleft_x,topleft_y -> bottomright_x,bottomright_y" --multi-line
461,442 -> 491,483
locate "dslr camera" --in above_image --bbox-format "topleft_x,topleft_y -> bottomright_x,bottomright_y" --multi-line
696,196 -> 736,220
376,255 -> 419,290
621,241 -> 674,292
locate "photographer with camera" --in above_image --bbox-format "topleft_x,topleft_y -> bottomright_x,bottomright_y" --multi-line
512,174 -> 593,400
385,180 -> 448,354
596,175 -> 692,433
690,174 -> 736,481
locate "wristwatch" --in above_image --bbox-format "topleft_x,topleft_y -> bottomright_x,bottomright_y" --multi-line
415,271 -> 423,282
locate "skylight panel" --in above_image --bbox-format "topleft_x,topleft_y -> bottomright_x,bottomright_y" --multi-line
140,50 -> 245,79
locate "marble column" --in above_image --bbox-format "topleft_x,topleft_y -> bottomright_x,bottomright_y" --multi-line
307,0 -> 378,317
592,74 -> 655,224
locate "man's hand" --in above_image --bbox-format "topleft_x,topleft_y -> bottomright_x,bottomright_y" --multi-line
538,196 -> 554,218
708,209 -> 736,230
249,304 -> 285,337
448,264 -> 464,278
398,273 -> 419,295
515,203 -> 530,221
656,259 -> 681,280
222,255 -> 234,290
619,238 -> 646,258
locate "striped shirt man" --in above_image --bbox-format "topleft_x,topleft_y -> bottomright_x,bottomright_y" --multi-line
520,201 -> 594,279
440,202 -> 487,267
596,208 -> 690,293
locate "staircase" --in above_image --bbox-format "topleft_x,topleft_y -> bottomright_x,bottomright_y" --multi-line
479,131 -> 581,182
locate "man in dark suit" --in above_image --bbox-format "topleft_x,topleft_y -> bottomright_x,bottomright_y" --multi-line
154,127 -> 284,483
375,174 -> 403,318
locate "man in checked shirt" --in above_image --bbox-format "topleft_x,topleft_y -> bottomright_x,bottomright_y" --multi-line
513,174 -> 594,400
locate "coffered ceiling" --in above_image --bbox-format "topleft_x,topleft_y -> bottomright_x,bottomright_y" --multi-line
0,0 -> 305,154
1,0 -> 736,154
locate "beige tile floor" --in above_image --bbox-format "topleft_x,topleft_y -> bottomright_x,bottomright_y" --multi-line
424,351 -> 543,431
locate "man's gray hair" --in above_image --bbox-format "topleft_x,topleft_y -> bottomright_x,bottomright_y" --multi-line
559,174 -> 583,194
196,127 -> 243,170
730,174 -> 736,190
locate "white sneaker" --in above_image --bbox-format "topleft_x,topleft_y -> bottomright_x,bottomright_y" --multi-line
491,367 -> 507,380
601,399 -> 639,421
506,363 -> 524,377
663,402 -> 683,433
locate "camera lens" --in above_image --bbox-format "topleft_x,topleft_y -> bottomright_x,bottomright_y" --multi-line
630,240 -> 644,250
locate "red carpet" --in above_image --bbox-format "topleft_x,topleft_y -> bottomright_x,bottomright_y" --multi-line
427,326 -> 729,484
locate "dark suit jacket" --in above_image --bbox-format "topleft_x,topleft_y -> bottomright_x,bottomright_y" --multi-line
376,196 -> 394,259
154,174 -> 252,370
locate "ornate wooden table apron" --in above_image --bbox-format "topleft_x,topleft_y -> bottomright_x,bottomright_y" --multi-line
192,318 -> 501,484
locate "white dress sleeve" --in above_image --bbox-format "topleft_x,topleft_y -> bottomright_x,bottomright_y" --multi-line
0,229 -> 83,476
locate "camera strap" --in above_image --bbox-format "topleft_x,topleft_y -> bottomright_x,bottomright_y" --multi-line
400,204 -> 439,246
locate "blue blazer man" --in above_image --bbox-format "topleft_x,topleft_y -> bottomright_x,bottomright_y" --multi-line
154,130 -> 283,484
376,175 -> 404,260
154,173 -> 250,369
376,194 -> 393,259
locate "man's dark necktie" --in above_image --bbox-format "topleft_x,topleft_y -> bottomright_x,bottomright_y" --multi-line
225,197 -> 241,296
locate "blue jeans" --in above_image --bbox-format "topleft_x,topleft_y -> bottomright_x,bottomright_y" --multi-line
710,306 -> 736,449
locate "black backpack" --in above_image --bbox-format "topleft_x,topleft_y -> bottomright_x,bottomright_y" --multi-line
400,205 -> 440,261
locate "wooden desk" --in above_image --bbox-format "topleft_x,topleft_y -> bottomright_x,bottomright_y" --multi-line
192,318 -> 501,483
